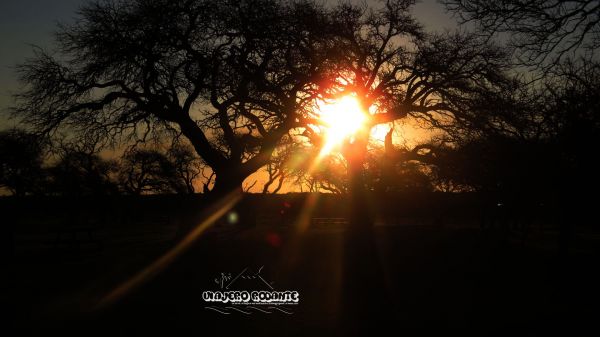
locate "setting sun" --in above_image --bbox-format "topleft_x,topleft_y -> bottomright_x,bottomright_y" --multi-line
316,96 -> 367,155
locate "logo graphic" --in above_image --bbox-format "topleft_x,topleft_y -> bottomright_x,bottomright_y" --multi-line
202,266 -> 299,315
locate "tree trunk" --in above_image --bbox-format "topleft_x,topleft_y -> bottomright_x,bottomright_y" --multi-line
343,133 -> 374,230
341,133 -> 391,334
210,171 -> 244,199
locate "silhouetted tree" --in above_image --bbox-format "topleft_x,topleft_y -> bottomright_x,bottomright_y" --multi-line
273,143 -> 349,193
262,161 -> 286,194
166,143 -> 204,194
443,0 -> 600,68
539,60 -> 600,255
47,145 -> 120,196
431,59 -> 600,197
118,149 -> 186,195
308,153 -> 349,194
0,129 -> 46,196
423,136 -> 555,195
368,131 -> 434,193
13,0 -> 343,196
395,57 -> 600,255
261,144 -> 292,194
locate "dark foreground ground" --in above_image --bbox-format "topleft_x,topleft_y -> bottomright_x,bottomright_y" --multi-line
6,194 -> 600,336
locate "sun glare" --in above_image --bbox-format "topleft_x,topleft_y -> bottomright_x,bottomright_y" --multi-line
316,95 -> 367,155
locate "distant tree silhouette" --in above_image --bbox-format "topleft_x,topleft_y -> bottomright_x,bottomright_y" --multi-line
261,140 -> 294,194
368,130 -> 434,193
280,146 -> 319,192
443,0 -> 600,68
262,161 -> 286,194
307,153 -> 348,194
539,60 -> 600,255
425,136 -> 555,195
13,0 -> 343,196
0,129 -> 46,196
166,143 -> 204,194
281,144 -> 349,193
118,149 -> 186,195
47,145 -> 120,196
542,60 -> 600,147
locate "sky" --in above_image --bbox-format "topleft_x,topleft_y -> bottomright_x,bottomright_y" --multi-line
0,0 -> 87,125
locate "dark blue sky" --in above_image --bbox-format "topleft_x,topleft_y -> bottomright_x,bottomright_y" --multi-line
0,0 -> 456,127
0,0 -> 91,125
